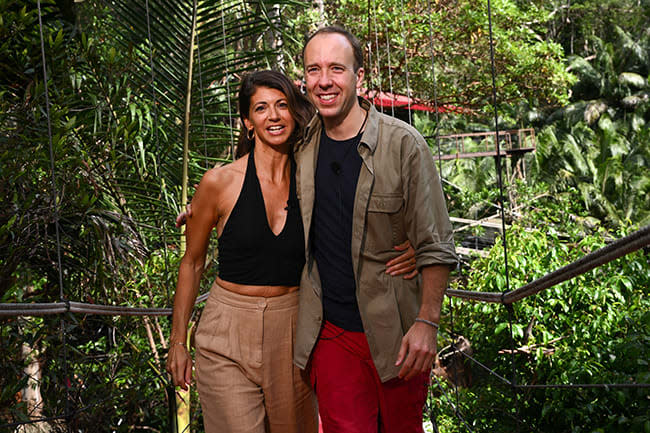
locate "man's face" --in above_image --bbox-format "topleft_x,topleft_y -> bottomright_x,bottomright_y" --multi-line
303,33 -> 364,126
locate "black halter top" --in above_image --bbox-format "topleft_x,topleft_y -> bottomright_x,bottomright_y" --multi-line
218,151 -> 305,286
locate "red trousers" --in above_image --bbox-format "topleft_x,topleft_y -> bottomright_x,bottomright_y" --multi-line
310,321 -> 430,433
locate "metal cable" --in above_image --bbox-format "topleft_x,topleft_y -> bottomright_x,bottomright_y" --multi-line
515,383 -> 650,389
445,224 -> 650,304
220,5 -> 235,159
431,375 -> 475,432
2,225 -> 646,316
144,0 -> 171,303
425,0 -> 443,175
37,0 -> 62,303
384,22 -> 395,117
398,0 -> 412,124
196,30 -> 209,170
457,349 -> 512,386
367,0 -> 372,80
485,2 -> 519,426
0,292 -> 209,317
36,1 -> 71,420
371,0 -> 384,114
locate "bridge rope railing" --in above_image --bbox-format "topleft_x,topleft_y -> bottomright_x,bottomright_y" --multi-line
2,225 -> 647,317
0,293 -> 209,317
446,224 -> 650,304
3,224 -> 648,429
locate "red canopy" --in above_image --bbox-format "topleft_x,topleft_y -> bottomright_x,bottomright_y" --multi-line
359,88 -> 469,114
292,80 -> 469,114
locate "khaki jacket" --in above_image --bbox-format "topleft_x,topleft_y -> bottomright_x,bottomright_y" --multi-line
293,99 -> 458,382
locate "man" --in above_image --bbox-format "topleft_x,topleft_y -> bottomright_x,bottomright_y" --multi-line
293,26 -> 458,432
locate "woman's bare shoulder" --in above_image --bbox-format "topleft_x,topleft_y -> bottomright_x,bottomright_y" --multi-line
200,158 -> 246,190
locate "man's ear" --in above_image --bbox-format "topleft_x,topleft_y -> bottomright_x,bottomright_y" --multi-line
356,67 -> 365,89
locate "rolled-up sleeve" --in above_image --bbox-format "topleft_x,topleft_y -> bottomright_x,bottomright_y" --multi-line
401,132 -> 458,270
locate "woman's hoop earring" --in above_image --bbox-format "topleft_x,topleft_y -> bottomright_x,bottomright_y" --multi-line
247,128 -> 254,141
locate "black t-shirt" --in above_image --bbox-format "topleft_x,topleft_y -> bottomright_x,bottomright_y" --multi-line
312,129 -> 364,332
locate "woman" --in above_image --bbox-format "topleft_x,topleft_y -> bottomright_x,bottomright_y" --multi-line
166,70 -> 416,433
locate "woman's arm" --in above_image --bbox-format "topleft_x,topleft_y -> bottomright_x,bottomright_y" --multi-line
166,170 -> 220,390
385,240 -> 418,279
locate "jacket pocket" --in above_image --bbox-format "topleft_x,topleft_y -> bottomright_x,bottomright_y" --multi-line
392,275 -> 421,335
366,193 -> 405,252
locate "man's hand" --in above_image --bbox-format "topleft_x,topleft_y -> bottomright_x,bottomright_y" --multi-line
386,240 -> 418,279
175,183 -> 199,228
395,321 -> 437,380
175,203 -> 194,228
166,343 -> 193,390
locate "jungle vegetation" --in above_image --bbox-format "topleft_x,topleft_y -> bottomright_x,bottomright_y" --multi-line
0,0 -> 648,431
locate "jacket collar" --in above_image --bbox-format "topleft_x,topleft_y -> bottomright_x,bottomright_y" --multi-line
358,98 -> 379,154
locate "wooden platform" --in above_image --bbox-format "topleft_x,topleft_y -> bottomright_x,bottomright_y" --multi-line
425,128 -> 536,160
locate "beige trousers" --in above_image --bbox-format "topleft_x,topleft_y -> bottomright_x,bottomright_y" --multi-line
195,282 -> 318,433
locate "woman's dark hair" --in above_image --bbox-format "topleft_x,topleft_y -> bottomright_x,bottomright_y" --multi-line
236,70 -> 314,158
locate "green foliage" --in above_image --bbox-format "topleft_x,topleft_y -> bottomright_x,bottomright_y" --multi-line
1,0 -> 648,430
526,0 -> 650,58
283,0 -> 574,115
533,27 -> 650,228
0,0 -> 284,429
435,188 -> 649,432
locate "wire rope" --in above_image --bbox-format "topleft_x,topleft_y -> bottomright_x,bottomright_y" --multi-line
36,0 -> 71,421
371,0 -> 384,114
421,0 -> 467,427
0,293 -> 210,317
431,375 -> 475,432
367,0 -> 372,79
486,1 -> 519,427
425,0 -> 444,176
384,22 -> 395,117
220,5 -> 235,159
398,0 -> 412,124
196,31 -> 209,170
144,0 -> 171,303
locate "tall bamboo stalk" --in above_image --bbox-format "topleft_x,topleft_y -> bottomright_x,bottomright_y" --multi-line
177,0 -> 199,431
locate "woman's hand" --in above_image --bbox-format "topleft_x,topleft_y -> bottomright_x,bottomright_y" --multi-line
166,342 -> 193,391
385,240 -> 418,279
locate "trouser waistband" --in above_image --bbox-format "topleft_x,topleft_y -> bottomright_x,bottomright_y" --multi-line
208,281 -> 300,311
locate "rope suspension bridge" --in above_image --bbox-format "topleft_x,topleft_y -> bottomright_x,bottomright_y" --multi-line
1,1 -> 648,432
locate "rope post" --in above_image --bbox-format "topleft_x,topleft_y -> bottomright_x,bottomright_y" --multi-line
167,384 -> 178,433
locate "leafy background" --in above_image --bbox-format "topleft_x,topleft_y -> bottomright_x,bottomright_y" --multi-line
0,0 -> 648,431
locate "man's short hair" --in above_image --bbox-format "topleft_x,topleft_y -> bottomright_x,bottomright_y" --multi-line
302,25 -> 364,72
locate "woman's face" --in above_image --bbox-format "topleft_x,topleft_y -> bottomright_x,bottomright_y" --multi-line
243,86 -> 296,150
